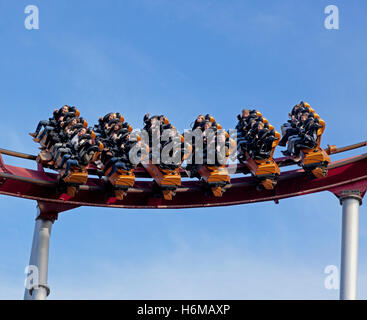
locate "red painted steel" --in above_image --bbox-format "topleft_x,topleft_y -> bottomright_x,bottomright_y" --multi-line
1,148 -> 367,213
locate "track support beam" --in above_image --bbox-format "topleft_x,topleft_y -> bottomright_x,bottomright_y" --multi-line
24,204 -> 58,300
339,192 -> 362,300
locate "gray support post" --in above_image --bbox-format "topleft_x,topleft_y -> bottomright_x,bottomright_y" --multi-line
339,194 -> 362,300
24,205 -> 57,300
23,218 -> 40,300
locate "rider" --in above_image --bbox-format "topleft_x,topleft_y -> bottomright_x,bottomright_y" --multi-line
29,105 -> 70,138
281,111 -> 310,157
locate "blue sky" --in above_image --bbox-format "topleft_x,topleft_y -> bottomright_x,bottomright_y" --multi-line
0,0 -> 366,299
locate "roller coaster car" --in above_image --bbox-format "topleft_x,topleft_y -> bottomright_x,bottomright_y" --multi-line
36,149 -> 53,166
197,133 -> 235,197
57,165 -> 88,200
58,146 -> 97,200
143,162 -> 181,200
299,117 -> 330,179
36,130 -> 66,166
105,166 -> 136,201
245,127 -> 281,190
104,139 -> 148,203
57,144 -> 102,200
58,141 -> 103,201
197,165 -> 230,197
142,135 -> 190,201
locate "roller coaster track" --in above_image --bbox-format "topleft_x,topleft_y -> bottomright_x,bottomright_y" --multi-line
1,141 -> 366,301
0,141 -> 367,212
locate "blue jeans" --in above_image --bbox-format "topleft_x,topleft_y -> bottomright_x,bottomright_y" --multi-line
64,159 -> 78,177
60,154 -> 72,168
104,157 -> 119,174
109,161 -> 128,177
51,143 -> 63,158
38,126 -> 54,140
55,148 -> 71,163
287,135 -> 302,154
35,120 -> 50,135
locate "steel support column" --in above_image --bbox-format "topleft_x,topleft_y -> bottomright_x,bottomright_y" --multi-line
24,204 -> 57,300
339,193 -> 362,300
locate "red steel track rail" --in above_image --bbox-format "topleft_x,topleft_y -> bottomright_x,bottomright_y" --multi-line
0,142 -> 367,213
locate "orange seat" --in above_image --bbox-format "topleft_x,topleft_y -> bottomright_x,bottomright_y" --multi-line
142,161 -> 181,200
142,133 -> 190,200
63,169 -> 88,184
244,120 -> 281,190
300,116 -> 330,178
195,117 -> 234,197
104,167 -> 136,201
36,150 -> 53,165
